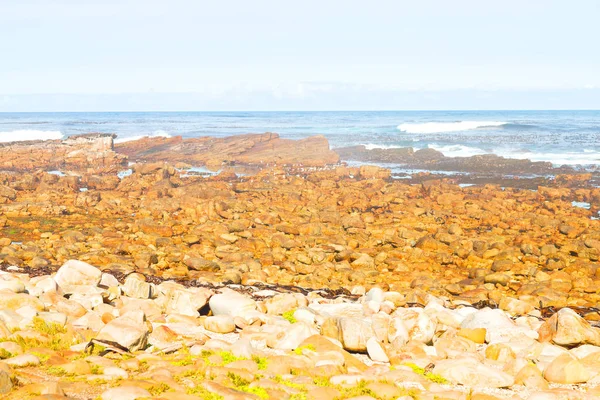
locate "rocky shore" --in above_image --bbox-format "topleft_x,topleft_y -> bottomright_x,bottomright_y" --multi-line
0,134 -> 600,399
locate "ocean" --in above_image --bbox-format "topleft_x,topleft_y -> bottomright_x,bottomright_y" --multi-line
1,110 -> 599,167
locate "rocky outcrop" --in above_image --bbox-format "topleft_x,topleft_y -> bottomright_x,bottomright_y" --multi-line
115,133 -> 339,167
0,133 -> 127,173
335,144 -> 575,175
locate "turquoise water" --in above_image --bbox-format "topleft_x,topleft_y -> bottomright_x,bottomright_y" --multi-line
0,110 -> 599,167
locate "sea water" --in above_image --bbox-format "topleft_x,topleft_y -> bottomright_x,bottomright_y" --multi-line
0,110 -> 599,168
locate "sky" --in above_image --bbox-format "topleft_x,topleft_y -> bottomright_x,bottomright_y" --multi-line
0,0 -> 599,111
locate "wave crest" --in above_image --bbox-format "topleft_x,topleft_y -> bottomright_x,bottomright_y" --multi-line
0,130 -> 63,143
397,121 -> 508,134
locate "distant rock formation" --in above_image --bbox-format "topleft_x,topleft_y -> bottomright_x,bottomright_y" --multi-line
115,132 -> 340,167
335,145 -> 572,175
0,133 -> 127,173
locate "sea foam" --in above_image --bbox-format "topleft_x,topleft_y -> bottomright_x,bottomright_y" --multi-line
114,130 -> 172,144
427,144 -> 488,157
397,121 -> 508,134
0,130 -> 63,143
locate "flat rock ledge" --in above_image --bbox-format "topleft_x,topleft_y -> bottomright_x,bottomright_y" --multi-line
0,260 -> 599,399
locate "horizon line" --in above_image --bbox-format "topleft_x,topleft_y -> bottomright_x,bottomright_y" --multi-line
1,109 -> 600,113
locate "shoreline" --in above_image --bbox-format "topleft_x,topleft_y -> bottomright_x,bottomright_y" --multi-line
0,133 -> 599,399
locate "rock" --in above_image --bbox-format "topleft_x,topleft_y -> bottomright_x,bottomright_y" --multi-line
268,322 -> 319,350
543,353 -> 590,384
394,309 -> 436,344
0,133 -> 126,173
358,165 -> 391,180
336,317 -> 375,353
101,386 -> 152,400
366,337 -> 389,362
433,358 -> 515,388
484,272 -> 510,286
538,308 -> 600,347
157,283 -> 212,317
204,315 -> 236,334
95,310 -> 149,352
0,276 -> 25,293
514,364 -> 549,389
5,354 -> 40,367
117,133 -> 339,167
53,260 -> 102,293
458,328 -> 487,344
183,255 -> 220,272
209,291 -> 257,318
299,334 -> 368,372
264,293 -> 299,315
461,307 -> 537,343
0,369 -> 12,395
122,274 -> 152,299
0,292 -> 44,311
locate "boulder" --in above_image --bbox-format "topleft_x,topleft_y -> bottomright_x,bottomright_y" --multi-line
543,353 -> 590,384
95,310 -> 149,352
538,308 -> 600,347
209,291 -> 257,318
433,358 -> 514,388
204,315 -> 236,334
54,260 -> 102,293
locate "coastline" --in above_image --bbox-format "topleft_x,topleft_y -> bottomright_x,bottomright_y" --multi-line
0,133 -> 599,398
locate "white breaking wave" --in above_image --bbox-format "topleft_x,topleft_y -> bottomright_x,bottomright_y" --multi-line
429,144 -> 600,166
427,144 -> 488,157
364,142 -> 600,166
493,150 -> 600,166
397,121 -> 508,134
114,130 -> 172,144
0,130 -> 63,143
364,143 -> 404,150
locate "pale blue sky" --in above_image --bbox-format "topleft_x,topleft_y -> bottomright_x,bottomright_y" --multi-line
1,0 -> 599,111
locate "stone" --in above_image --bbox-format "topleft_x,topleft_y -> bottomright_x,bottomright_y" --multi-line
268,322 -> 319,350
158,283 -> 212,317
366,337 -> 389,362
209,291 -> 257,318
95,310 -> 149,352
4,354 -> 40,367
543,353 -> 590,384
394,309 -> 436,344
335,317 -> 375,353
458,328 -> 487,344
514,364 -> 549,389
461,307 -> 537,343
204,315 -> 236,334
0,276 -> 25,293
101,386 -> 152,400
538,308 -> 600,347
122,274 -> 152,299
0,370 -> 12,395
53,260 -> 102,293
433,358 -> 514,388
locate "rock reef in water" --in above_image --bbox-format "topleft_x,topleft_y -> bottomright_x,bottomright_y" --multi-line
115,132 -> 340,167
335,145 -> 577,175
